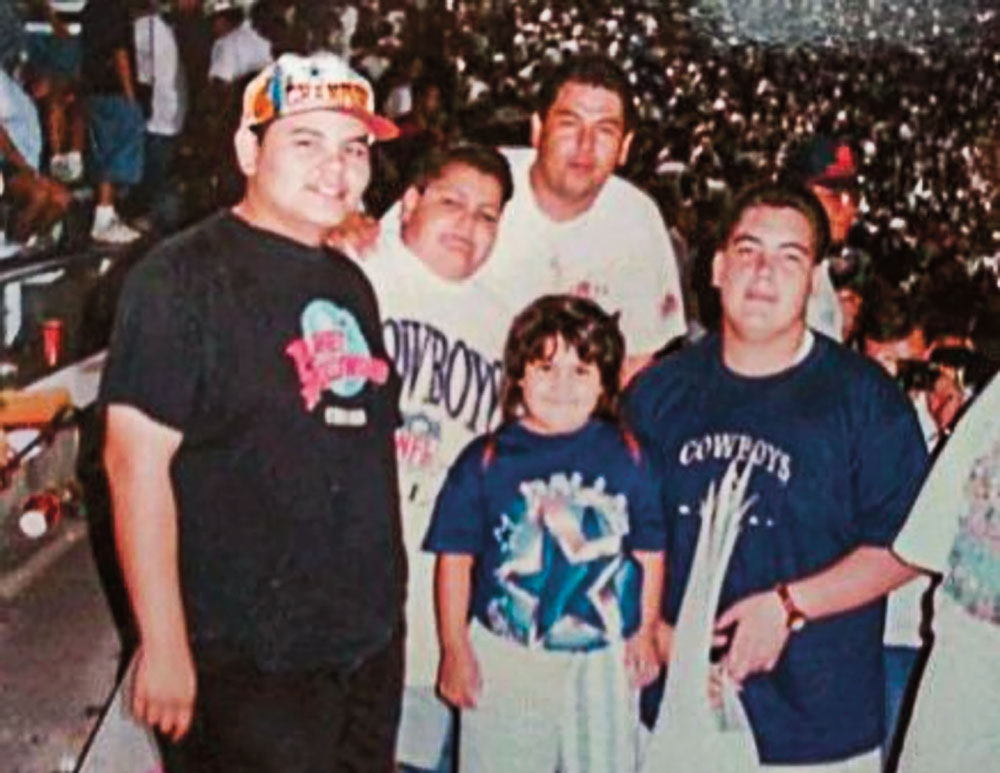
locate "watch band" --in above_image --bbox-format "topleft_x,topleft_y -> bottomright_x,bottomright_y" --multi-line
776,582 -> 808,632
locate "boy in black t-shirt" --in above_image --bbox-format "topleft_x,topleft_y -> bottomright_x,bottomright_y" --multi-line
101,52 -> 404,771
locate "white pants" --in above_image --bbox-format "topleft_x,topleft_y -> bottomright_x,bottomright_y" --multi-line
759,749 -> 880,773
396,685 -> 453,770
459,623 -> 639,773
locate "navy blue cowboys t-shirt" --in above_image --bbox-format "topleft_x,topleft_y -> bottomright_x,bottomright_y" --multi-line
626,334 -> 927,765
424,420 -> 666,652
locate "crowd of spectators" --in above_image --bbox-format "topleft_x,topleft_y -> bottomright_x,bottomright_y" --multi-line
0,0 -> 998,383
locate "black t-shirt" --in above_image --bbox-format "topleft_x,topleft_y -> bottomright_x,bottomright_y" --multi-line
80,0 -> 134,96
101,211 -> 404,673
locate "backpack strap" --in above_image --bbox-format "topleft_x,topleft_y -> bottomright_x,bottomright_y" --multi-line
621,427 -> 642,465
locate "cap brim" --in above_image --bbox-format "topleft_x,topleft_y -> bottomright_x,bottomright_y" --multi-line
345,109 -> 400,141
243,106 -> 400,141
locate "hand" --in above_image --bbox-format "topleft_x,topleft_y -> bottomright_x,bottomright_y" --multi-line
326,211 -> 380,259
707,662 -> 726,710
437,640 -> 482,709
625,629 -> 661,688
652,619 -> 674,665
131,642 -> 197,741
714,590 -> 789,686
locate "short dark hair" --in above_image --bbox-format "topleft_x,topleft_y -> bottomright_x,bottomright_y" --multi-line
500,295 -> 625,424
720,182 -> 831,262
537,55 -> 637,133
408,144 -> 514,208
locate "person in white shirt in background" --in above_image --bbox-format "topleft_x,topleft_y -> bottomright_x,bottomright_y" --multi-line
383,55 -> 423,120
337,2 -> 358,58
133,0 -> 187,232
892,371 -> 1000,772
201,0 -> 270,204
362,142 -> 514,773
206,0 -> 271,88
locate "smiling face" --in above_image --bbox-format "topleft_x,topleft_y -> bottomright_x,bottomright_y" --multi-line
519,335 -> 603,436
713,205 -> 817,347
530,81 -> 633,216
400,161 -> 505,280
236,109 -> 371,246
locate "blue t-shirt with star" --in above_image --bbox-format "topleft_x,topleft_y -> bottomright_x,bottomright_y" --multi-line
424,419 -> 666,652
625,333 -> 927,766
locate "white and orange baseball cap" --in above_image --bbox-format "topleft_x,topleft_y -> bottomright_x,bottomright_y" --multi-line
241,53 -> 399,141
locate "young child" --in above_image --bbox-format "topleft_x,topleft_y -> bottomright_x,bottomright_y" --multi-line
423,294 -> 666,773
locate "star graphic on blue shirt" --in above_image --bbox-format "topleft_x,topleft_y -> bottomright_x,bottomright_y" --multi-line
507,527 -> 618,642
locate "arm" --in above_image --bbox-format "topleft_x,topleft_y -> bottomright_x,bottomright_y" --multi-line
434,553 -> 481,708
617,195 -> 687,379
0,125 -> 35,176
625,549 -> 665,687
104,404 -> 195,741
114,48 -> 137,102
715,545 -> 919,685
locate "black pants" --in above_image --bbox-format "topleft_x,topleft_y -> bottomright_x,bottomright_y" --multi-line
159,629 -> 404,773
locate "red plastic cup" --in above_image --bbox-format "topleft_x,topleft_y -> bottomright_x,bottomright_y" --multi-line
42,318 -> 64,368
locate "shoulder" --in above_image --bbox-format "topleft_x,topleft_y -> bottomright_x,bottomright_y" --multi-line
809,337 -> 926,462
124,216 -> 216,283
447,433 -> 495,478
626,337 -> 715,426
121,213 -> 251,305
588,421 -> 656,471
599,173 -> 663,218
500,146 -> 532,166
153,15 -> 178,43
212,30 -> 237,58
500,146 -> 534,184
813,335 -> 913,416
364,222 -> 408,281
323,246 -> 379,298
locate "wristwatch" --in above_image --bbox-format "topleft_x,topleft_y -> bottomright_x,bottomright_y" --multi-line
775,582 -> 808,633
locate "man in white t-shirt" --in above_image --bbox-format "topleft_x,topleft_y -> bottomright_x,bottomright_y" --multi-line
133,3 -> 187,230
892,372 -> 1000,771
485,55 -> 685,382
362,144 -> 515,773
206,0 -> 271,86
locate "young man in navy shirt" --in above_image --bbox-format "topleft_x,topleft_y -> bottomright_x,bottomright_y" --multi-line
627,183 -> 928,770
